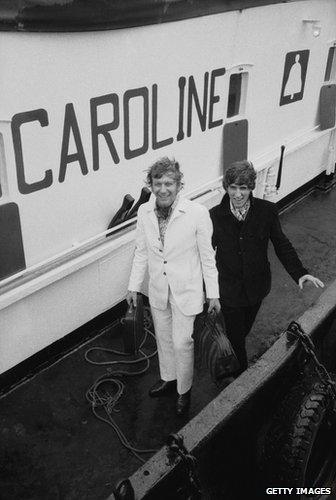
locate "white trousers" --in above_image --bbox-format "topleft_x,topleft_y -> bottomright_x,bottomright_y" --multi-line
151,289 -> 196,395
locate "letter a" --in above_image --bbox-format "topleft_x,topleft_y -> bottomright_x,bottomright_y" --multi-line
59,103 -> 88,183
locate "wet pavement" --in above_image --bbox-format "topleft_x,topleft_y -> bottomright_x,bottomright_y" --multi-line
1,186 -> 336,500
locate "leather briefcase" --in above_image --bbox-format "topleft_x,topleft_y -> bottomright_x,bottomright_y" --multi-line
122,293 -> 144,354
193,310 -> 240,382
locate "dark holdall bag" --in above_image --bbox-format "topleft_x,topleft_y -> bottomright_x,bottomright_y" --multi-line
193,309 -> 240,382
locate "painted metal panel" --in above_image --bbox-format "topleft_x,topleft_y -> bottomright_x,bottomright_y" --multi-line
223,119 -> 248,173
319,84 -> 336,131
279,50 -> 310,106
0,0 -> 303,32
0,203 -> 26,280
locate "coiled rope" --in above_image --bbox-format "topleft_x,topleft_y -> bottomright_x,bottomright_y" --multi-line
85,316 -> 159,462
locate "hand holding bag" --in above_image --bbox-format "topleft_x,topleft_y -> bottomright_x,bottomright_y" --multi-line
193,309 -> 240,382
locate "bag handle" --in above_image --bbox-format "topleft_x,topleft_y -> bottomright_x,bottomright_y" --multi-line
204,311 -> 222,337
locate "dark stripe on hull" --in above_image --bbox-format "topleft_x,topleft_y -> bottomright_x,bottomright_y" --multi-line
0,0 -> 301,32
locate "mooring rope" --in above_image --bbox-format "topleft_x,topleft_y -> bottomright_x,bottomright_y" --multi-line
85,321 -> 159,462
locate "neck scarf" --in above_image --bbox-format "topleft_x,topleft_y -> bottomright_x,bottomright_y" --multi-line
154,196 -> 179,245
230,199 -> 250,221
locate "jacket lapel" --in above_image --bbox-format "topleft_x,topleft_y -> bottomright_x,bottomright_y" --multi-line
145,197 -> 160,233
162,198 -> 187,251
168,196 -> 187,226
145,196 -> 187,246
220,193 -> 232,218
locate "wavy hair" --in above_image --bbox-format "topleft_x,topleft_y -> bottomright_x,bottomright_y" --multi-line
223,160 -> 256,190
146,157 -> 184,187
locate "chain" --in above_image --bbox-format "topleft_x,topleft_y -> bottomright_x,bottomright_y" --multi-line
286,321 -> 336,401
167,434 -> 203,499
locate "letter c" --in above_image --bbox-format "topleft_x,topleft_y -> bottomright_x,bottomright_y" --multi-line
12,109 -> 52,194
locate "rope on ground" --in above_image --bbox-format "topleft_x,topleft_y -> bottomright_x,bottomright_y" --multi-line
85,319 -> 159,462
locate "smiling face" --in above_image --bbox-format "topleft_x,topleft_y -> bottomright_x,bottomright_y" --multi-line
152,174 -> 180,208
227,183 -> 251,208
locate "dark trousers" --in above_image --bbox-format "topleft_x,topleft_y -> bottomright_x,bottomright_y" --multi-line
220,301 -> 262,374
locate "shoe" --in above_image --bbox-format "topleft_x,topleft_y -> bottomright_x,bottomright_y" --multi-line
218,375 -> 235,388
176,390 -> 191,416
149,379 -> 177,398
232,368 -> 245,379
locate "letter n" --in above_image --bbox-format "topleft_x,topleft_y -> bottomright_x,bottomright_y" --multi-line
187,72 -> 209,137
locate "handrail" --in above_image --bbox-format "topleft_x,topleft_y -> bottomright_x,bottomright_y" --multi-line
0,217 -> 136,290
252,125 -> 321,164
0,183 -> 223,291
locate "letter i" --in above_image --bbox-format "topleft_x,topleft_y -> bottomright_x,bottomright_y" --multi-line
177,76 -> 186,141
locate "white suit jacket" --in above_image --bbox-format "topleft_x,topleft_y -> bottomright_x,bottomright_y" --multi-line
128,196 -> 219,315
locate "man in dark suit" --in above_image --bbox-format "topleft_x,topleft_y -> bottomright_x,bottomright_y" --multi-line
210,160 -> 324,375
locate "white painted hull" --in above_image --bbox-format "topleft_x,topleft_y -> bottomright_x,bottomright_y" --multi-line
0,0 -> 335,373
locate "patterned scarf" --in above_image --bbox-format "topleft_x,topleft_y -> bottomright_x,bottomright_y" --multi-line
230,199 -> 250,221
154,197 -> 179,245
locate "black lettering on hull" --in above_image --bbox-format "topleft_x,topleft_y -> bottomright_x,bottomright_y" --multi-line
59,103 -> 88,183
11,66 -> 227,194
12,109 -> 52,194
152,84 -> 174,150
90,93 -> 120,169
124,87 -> 149,160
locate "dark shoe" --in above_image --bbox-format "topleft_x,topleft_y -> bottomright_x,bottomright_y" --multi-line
232,368 -> 245,379
149,379 -> 177,398
176,390 -> 191,416
217,375 -> 235,389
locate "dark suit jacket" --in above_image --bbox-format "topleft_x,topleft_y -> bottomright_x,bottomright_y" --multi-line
210,194 -> 308,307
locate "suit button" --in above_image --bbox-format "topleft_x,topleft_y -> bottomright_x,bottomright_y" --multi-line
164,260 -> 167,264
163,272 -> 166,276
159,249 -> 163,252
239,237 -> 243,240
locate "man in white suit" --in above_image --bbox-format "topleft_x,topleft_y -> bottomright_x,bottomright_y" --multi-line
126,157 -> 220,415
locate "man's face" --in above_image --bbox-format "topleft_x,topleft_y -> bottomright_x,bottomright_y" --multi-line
152,174 -> 180,208
227,183 -> 251,208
